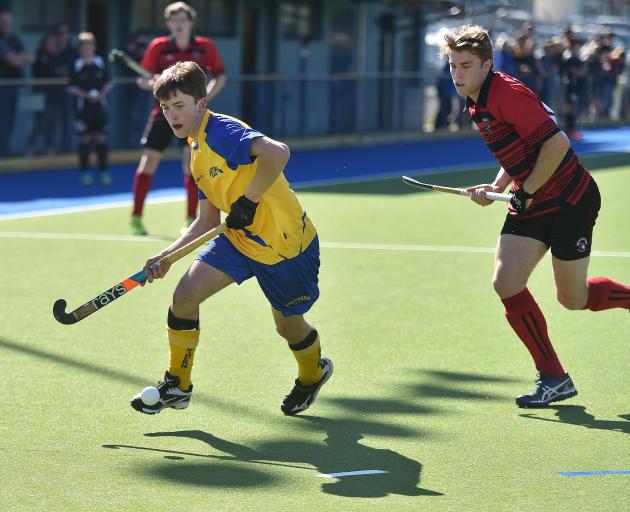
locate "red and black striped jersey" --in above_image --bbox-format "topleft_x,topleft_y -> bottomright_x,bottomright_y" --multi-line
466,71 -> 591,218
141,35 -> 225,121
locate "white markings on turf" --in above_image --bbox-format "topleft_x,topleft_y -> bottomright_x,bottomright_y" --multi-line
0,231 -> 165,243
317,469 -> 389,478
3,231 -> 630,258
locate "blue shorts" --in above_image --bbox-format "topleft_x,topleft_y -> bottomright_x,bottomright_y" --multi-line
197,234 -> 320,316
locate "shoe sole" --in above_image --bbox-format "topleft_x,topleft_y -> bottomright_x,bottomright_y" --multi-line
131,398 -> 191,414
516,389 -> 577,408
283,358 -> 334,416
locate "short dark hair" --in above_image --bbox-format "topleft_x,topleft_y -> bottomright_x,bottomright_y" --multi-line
153,61 -> 207,102
440,25 -> 494,62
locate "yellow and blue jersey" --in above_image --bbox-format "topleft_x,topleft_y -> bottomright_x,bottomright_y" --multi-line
190,110 -> 317,265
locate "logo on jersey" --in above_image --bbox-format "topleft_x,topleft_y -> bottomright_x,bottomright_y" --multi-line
209,166 -> 223,178
194,174 -> 204,184
576,237 -> 588,253
479,115 -> 492,134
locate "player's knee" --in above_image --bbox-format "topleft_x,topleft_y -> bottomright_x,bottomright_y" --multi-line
556,291 -> 586,310
172,285 -> 201,314
275,322 -> 294,341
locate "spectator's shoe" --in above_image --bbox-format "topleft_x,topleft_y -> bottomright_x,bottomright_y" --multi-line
179,216 -> 195,236
131,371 -> 193,415
281,358 -> 334,416
99,171 -> 112,186
130,215 -> 148,236
80,172 -> 93,186
567,129 -> 583,141
516,372 -> 577,408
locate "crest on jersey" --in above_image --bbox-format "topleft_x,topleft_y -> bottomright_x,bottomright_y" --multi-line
209,166 -> 223,178
479,115 -> 492,134
576,237 -> 588,253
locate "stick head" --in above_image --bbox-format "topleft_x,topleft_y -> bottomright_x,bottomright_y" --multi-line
53,299 -> 78,325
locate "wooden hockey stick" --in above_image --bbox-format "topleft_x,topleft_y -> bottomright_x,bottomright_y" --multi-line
53,223 -> 227,325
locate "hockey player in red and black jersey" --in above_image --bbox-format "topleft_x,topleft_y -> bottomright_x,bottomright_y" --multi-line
439,25 -> 630,407
130,1 -> 226,236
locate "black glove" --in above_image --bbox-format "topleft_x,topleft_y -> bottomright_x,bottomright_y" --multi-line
510,186 -> 535,215
226,195 -> 258,230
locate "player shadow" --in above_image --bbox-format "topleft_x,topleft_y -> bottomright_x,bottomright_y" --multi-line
140,420 -> 443,498
520,405 -> 630,434
403,368 -> 520,402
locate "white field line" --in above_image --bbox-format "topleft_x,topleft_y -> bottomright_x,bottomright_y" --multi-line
2,231 -> 630,258
317,470 -> 389,478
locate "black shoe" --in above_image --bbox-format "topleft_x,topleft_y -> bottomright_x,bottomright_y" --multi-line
131,371 -> 193,415
515,372 -> 577,408
281,358 -> 334,416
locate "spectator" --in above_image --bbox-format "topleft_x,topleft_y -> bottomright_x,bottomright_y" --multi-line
609,45 -> 626,121
434,60 -> 456,130
0,10 -> 34,156
26,32 -> 65,155
68,32 -> 113,185
120,31 -> 152,146
561,38 -> 586,140
53,22 -> 79,153
540,37 -> 564,114
494,34 -> 517,76
513,30 -> 540,94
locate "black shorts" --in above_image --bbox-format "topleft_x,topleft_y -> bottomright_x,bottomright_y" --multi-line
141,117 -> 188,151
500,179 -> 601,261
75,106 -> 107,134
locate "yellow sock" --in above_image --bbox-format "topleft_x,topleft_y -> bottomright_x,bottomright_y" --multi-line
167,327 -> 199,390
289,330 -> 323,386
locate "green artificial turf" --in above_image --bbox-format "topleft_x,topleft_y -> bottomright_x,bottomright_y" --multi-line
1,163 -> 628,511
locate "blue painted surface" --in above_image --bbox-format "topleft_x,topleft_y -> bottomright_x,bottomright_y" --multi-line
1,126 -> 629,218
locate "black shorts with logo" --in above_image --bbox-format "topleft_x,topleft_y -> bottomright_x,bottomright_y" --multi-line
500,178 -> 601,261
141,117 -> 188,151
75,105 -> 107,135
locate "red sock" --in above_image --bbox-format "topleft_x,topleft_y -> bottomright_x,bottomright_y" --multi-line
131,170 -> 152,217
184,175 -> 198,219
585,276 -> 630,311
502,288 -> 565,378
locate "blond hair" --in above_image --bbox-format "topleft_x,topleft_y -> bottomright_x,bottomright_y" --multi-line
78,32 -> 96,45
440,25 -> 493,62
164,2 -> 196,22
153,61 -> 207,102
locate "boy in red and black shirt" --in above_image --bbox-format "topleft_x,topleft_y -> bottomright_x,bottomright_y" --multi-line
130,1 -> 225,236
441,25 -> 630,407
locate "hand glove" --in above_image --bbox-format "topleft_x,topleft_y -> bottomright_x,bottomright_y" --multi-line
226,195 -> 258,230
510,186 -> 535,215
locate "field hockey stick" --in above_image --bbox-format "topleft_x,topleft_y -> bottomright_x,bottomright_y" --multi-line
401,175 -> 512,202
108,49 -> 154,79
53,223 -> 227,325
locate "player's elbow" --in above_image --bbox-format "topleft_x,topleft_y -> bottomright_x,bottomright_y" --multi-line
266,140 -> 290,168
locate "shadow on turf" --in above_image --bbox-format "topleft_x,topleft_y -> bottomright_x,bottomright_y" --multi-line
520,405 -> 630,434
120,423 -> 443,498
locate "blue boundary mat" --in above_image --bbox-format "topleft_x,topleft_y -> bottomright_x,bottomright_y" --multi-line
1,126 -> 629,218
560,470 -> 630,477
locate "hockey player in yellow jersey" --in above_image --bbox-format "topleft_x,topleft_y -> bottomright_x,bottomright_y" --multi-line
130,61 -> 332,416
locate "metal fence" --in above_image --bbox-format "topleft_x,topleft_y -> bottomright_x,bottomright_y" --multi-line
0,72 -> 439,158
3,70 -> 630,158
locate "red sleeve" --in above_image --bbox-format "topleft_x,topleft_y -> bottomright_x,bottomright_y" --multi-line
202,40 -> 225,76
496,81 -> 559,147
140,39 -> 161,74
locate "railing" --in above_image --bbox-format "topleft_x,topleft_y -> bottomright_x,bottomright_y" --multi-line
3,70 -> 630,158
0,72 -> 435,158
